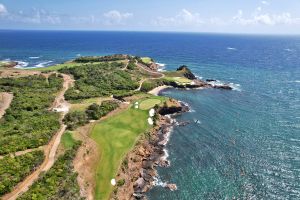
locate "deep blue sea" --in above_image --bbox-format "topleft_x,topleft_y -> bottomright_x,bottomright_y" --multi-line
0,30 -> 299,199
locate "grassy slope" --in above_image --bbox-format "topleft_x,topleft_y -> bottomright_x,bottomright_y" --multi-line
32,62 -> 100,72
91,108 -> 150,200
70,97 -> 113,112
33,60 -> 126,72
141,57 -> 152,64
61,131 -> 76,150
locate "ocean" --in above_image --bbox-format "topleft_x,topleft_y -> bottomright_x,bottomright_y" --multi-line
0,30 -> 299,199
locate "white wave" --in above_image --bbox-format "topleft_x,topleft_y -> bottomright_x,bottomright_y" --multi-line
290,138 -> 300,142
227,47 -> 237,51
284,48 -> 293,52
35,61 -> 53,68
152,176 -> 167,187
195,75 -> 203,80
156,62 -> 165,67
209,80 -> 241,91
14,61 -> 29,68
161,149 -> 169,162
156,62 -> 166,72
157,68 -> 166,72
76,54 -> 81,57
294,80 -> 300,83
228,82 -> 241,91
178,100 -> 190,109
29,56 -> 40,59
194,119 -> 201,124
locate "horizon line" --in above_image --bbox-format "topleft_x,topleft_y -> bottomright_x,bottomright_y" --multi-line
0,28 -> 300,37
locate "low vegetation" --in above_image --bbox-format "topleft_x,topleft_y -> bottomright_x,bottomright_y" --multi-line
85,100 -> 119,120
0,74 -> 62,155
33,62 -> 101,72
63,110 -> 89,130
59,62 -> 139,100
61,131 -> 77,150
63,100 -> 119,130
18,142 -> 82,200
74,54 -> 129,63
0,151 -> 44,196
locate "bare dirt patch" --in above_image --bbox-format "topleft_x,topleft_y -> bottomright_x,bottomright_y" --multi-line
0,69 -> 41,78
73,123 -> 99,200
0,92 -> 13,119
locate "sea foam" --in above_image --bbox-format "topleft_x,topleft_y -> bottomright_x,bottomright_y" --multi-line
15,61 -> 29,68
29,56 -> 40,59
227,47 -> 237,51
156,62 -> 166,72
209,80 -> 241,91
35,61 -> 53,68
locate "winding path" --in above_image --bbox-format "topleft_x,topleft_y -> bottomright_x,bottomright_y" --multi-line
134,61 -> 165,91
135,61 -> 165,78
2,74 -> 74,200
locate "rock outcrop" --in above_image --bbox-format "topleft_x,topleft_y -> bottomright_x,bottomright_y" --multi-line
177,65 -> 197,80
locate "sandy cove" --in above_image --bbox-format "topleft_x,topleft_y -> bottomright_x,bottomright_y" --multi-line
148,85 -> 172,96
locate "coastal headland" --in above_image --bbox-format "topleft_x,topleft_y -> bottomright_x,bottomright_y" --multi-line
0,54 -> 232,200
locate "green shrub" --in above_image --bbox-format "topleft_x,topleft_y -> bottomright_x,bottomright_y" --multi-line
18,143 -> 82,200
0,151 -> 44,195
116,179 -> 125,187
0,75 -> 62,155
60,62 -> 139,100
63,111 -> 88,130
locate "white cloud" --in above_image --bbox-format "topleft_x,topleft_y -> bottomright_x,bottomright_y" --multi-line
103,10 -> 133,25
0,8 -> 61,25
232,8 -> 300,26
153,9 -> 204,26
0,4 -> 7,15
261,1 -> 270,5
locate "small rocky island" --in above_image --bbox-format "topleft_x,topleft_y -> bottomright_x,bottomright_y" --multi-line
0,54 -> 233,200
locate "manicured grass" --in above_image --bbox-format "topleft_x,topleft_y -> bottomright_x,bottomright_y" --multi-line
61,131 -> 76,150
164,76 -> 192,85
139,98 -> 161,110
91,108 -> 150,200
141,57 -> 152,64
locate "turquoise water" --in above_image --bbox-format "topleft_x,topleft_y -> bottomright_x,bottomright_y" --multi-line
0,31 -> 299,199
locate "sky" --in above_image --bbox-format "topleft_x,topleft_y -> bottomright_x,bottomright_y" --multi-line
0,0 -> 300,34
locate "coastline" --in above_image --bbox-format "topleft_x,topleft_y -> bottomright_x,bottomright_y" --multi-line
112,99 -> 189,200
148,85 -> 172,96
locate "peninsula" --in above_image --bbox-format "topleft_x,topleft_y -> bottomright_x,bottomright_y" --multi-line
0,54 -> 232,200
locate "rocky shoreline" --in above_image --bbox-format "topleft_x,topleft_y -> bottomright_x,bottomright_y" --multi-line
111,65 -> 234,200
112,99 -> 189,200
